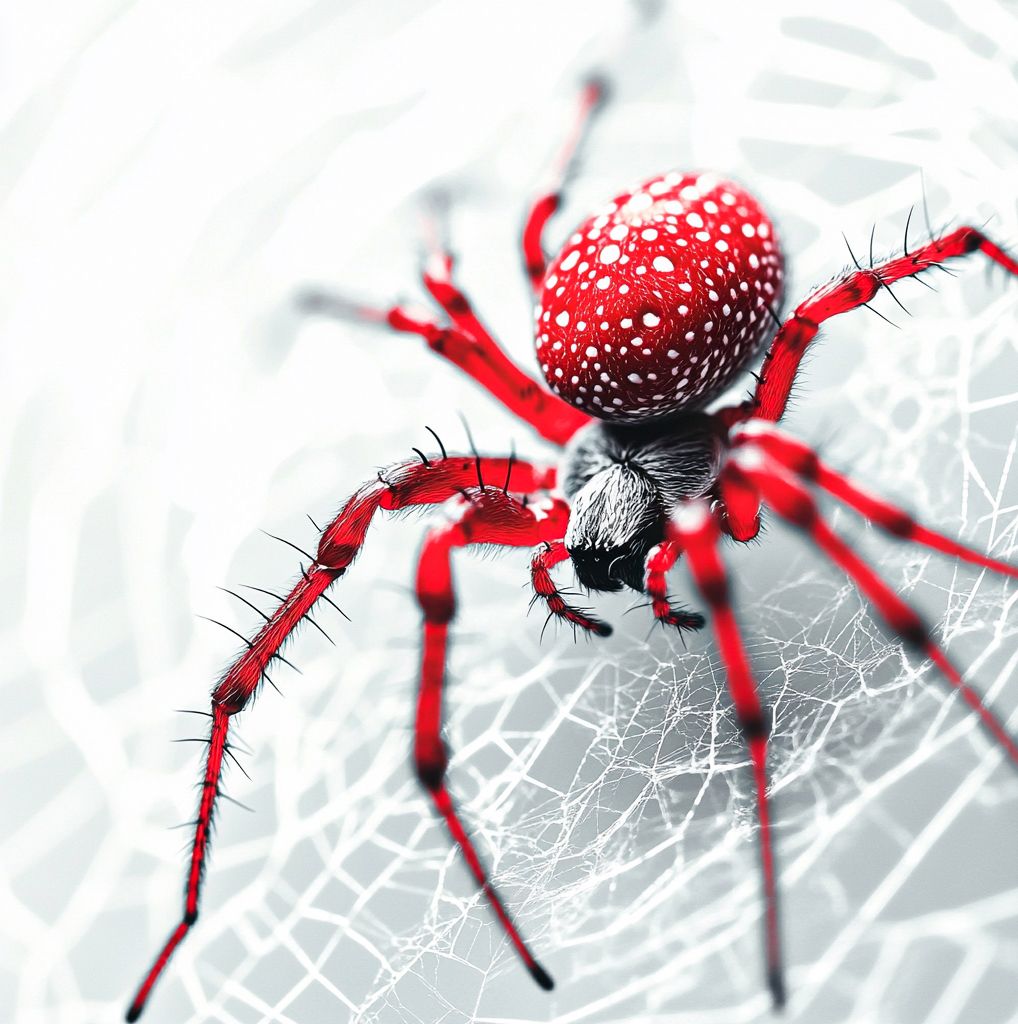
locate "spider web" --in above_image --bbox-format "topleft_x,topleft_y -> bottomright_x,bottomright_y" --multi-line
3,2 -> 1018,1023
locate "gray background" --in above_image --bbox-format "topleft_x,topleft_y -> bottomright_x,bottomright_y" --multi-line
3,2 -> 1018,1022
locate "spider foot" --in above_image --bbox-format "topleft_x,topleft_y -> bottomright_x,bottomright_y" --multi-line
769,966 -> 787,1010
294,286 -> 391,326
538,600 -> 613,641
657,606 -> 707,633
528,962 -> 555,991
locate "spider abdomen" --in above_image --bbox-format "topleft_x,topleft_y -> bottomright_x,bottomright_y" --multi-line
535,171 -> 784,422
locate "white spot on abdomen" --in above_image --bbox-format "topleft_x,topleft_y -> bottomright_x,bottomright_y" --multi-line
599,244 -> 621,265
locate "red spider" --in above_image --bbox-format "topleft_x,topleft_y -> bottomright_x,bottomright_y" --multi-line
126,79 -> 1018,1019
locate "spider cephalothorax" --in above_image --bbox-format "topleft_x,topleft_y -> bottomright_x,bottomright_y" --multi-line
127,77 -> 1018,1021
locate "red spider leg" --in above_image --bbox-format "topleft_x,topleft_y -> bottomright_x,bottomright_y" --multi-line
521,77 -> 608,291
732,421 -> 1018,579
668,501 -> 786,1008
126,454 -> 555,1021
305,288 -> 588,446
530,539 -> 613,636
723,227 -> 1018,426
392,304 -> 590,445
644,541 -> 707,631
418,253 -> 591,449
715,463 -> 763,542
731,450 -> 1018,766
414,490 -> 570,989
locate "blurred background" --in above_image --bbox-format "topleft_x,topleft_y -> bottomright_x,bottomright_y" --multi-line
3,2 -> 1018,1022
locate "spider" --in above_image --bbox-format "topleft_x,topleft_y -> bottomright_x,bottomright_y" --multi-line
126,78 -> 1018,1019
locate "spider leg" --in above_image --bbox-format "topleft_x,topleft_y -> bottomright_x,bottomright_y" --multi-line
530,539 -> 613,636
417,254 -> 591,448
521,77 -> 608,291
414,490 -> 570,989
733,421 -> 1018,579
731,450 -> 1018,765
669,501 -> 786,1009
715,463 -> 763,542
643,541 -> 707,631
126,454 -> 556,1021
301,292 -> 588,446
723,226 -> 1018,425
298,81 -> 608,447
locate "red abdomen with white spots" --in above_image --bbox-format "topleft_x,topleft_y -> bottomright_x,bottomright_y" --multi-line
535,171 -> 784,422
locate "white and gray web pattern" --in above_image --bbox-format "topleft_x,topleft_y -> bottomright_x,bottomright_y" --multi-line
3,2 -> 1018,1023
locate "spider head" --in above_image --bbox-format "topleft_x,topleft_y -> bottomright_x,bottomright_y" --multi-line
565,465 -> 662,592
561,415 -> 722,592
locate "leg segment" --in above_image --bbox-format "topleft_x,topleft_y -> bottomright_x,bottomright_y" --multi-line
530,540 -> 613,636
733,421 -> 1018,579
384,304 -> 589,446
730,451 -> 1018,766
644,541 -> 708,631
126,454 -> 556,1021
299,81 -> 607,447
521,78 -> 608,291
669,501 -> 785,1008
302,294 -> 588,446
417,253 -> 591,447
725,226 -> 1018,425
413,490 -> 570,989
715,464 -> 763,542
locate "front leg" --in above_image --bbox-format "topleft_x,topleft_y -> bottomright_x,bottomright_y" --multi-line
727,225 -> 1018,425
669,502 -> 785,1007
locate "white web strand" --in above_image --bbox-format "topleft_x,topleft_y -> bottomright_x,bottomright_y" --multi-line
2,2 -> 1018,1023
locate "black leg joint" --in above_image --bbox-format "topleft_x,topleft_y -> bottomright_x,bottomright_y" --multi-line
700,577 -> 730,608
885,511 -> 914,538
740,709 -> 771,741
961,227 -> 982,253
447,292 -> 470,315
900,619 -> 928,652
414,748 -> 448,792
